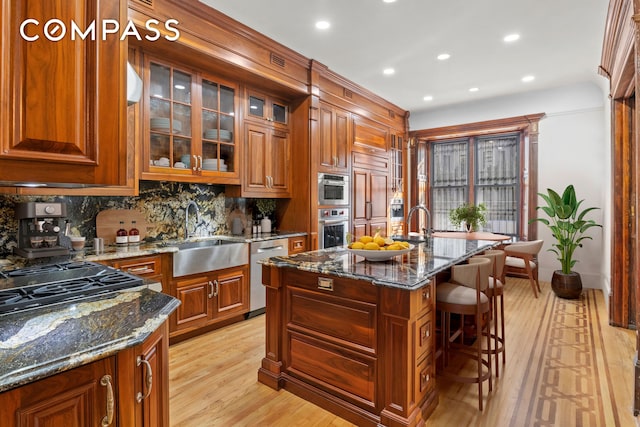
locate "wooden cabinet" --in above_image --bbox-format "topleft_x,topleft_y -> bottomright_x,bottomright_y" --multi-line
111,254 -> 166,293
235,123 -> 290,197
0,321 -> 170,427
289,236 -> 307,254
0,0 -> 127,186
246,89 -> 289,129
118,321 -> 170,427
318,102 -> 350,173
0,357 -> 116,427
140,56 -> 240,184
353,115 -> 389,154
228,87 -> 292,198
170,265 -> 249,340
390,131 -> 405,194
259,266 -> 438,426
352,152 -> 389,238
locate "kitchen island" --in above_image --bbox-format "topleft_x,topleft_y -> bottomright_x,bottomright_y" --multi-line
258,237 -> 497,427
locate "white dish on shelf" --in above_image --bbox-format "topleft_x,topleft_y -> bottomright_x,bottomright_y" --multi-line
151,118 -> 182,133
203,129 -> 232,141
346,244 -> 414,261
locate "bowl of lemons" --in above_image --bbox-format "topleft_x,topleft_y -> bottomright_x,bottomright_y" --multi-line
346,234 -> 413,261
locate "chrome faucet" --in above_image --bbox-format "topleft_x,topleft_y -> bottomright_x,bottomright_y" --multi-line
185,200 -> 201,239
406,204 -> 432,238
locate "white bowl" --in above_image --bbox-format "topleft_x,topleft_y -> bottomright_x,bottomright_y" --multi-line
346,244 -> 414,261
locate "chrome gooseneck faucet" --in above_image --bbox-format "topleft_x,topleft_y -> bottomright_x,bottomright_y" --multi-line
185,200 -> 201,239
406,204 -> 432,238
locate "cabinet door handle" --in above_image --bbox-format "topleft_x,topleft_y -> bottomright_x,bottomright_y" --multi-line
136,356 -> 153,403
192,154 -> 198,172
269,176 -> 274,188
127,266 -> 153,275
213,279 -> 219,297
197,155 -> 202,171
100,375 -> 114,426
208,281 -> 214,298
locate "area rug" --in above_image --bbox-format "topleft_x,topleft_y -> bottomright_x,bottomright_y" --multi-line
510,289 -> 622,426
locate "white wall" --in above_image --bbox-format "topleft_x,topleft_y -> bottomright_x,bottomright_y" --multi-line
409,80 -> 610,292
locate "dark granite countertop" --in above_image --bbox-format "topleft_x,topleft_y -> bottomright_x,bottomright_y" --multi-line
0,287 -> 179,393
0,231 -> 307,269
261,237 -> 499,290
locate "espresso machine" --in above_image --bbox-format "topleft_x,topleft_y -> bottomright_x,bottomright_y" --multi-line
14,202 -> 70,259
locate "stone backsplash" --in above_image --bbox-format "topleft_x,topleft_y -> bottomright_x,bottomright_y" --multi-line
0,181 -> 261,257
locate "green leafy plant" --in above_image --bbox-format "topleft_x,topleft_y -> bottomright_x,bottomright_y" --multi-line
449,203 -> 487,231
255,198 -> 276,217
531,185 -> 602,274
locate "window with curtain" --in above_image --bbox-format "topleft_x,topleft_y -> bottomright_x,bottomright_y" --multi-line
430,133 -> 521,234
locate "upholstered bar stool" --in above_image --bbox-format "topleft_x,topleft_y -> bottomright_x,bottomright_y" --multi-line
504,240 -> 544,298
477,250 -> 507,377
436,257 -> 492,410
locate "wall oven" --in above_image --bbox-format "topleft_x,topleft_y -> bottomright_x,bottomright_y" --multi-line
318,208 -> 349,249
318,173 -> 349,206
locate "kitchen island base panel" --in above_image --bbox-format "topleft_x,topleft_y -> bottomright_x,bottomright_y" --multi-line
259,265 -> 436,427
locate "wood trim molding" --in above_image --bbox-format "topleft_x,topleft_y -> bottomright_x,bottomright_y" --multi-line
410,113 -> 545,240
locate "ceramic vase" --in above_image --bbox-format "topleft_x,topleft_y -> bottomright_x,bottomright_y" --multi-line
261,217 -> 272,233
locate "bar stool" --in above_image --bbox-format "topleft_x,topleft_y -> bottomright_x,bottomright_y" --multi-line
436,257 -> 492,410
477,250 -> 507,377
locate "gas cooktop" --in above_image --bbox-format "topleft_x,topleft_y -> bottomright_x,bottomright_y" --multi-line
0,261 -> 144,314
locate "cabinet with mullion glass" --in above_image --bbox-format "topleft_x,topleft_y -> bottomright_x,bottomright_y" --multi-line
142,57 -> 239,184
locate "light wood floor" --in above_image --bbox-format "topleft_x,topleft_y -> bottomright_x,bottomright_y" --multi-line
168,278 -> 638,426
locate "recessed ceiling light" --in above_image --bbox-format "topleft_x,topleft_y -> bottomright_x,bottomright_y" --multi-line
423,95 -> 433,101
315,20 -> 330,30
522,75 -> 535,82
469,87 -> 479,92
383,68 -> 395,75
383,0 -> 397,3
504,33 -> 520,42
437,53 -> 450,61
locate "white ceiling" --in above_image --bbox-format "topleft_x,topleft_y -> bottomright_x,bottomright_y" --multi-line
200,0 -> 609,114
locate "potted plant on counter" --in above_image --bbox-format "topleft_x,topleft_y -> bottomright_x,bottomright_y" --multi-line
531,185 -> 602,299
255,198 -> 276,233
449,203 -> 487,232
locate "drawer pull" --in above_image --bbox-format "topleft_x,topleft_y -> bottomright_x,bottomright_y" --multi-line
317,277 -> 333,291
127,266 -> 154,274
136,356 -> 153,403
100,375 -> 114,426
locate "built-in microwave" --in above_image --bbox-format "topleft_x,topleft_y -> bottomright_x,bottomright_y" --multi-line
318,173 -> 349,206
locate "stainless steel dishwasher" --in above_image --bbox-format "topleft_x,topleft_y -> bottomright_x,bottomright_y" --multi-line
249,238 -> 288,317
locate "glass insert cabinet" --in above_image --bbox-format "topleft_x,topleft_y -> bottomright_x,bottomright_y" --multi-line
142,57 -> 239,183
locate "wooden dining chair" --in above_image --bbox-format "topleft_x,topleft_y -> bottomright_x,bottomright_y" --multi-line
504,240 -> 544,298
436,257 -> 492,410
477,250 -> 507,377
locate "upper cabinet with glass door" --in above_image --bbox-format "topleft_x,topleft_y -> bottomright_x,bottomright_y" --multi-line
245,88 -> 288,128
141,57 -> 239,184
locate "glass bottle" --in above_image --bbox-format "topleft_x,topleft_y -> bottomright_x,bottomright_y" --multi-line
116,221 -> 128,245
128,221 -> 140,244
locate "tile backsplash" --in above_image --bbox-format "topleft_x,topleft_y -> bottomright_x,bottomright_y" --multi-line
0,181 -> 257,257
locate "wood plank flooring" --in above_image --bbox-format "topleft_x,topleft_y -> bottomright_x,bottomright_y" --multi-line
168,278 -> 638,426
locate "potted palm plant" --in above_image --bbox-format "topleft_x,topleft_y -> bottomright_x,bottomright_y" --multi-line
449,203 -> 487,232
531,185 -> 601,299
